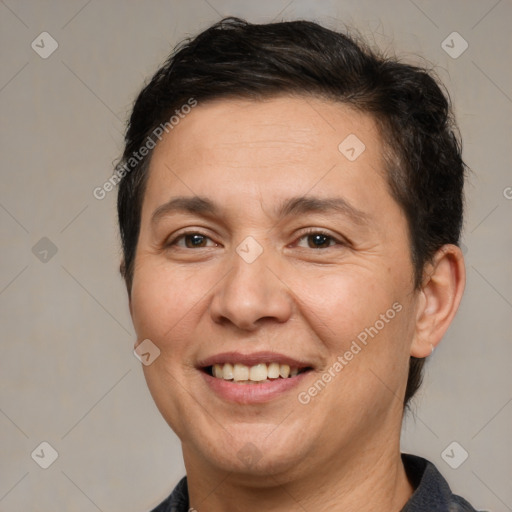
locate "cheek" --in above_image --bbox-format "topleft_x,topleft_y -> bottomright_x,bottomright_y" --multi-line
130,262 -> 207,435
290,266 -> 396,347
130,260 -> 202,348
293,265 -> 414,396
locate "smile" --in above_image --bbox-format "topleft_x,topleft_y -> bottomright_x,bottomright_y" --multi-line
198,351 -> 315,403
206,362 -> 311,383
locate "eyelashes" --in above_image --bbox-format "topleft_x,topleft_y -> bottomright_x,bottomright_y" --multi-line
165,228 -> 347,250
295,228 -> 348,249
167,232 -> 217,249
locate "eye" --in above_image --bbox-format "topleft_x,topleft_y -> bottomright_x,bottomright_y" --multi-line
295,230 -> 343,249
166,229 -> 344,250
167,231 -> 217,249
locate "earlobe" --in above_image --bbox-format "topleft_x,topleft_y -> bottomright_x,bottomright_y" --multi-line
410,244 -> 466,358
120,258 -> 133,315
119,259 -> 126,279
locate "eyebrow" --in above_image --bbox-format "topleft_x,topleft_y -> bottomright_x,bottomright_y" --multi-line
151,195 -> 370,226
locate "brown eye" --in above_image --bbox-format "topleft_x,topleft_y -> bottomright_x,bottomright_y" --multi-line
183,234 -> 208,248
307,233 -> 333,249
296,231 -> 341,249
167,232 -> 217,249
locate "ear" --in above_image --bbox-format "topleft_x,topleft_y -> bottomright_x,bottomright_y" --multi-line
410,244 -> 466,358
119,258 -> 126,280
120,258 -> 133,315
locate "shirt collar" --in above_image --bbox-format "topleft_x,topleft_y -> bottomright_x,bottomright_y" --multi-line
154,453 -> 477,511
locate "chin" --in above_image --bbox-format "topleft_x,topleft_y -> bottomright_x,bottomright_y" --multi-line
188,424 -> 314,481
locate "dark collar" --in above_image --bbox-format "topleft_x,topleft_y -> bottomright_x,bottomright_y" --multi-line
151,453 -> 478,511
400,453 -> 477,511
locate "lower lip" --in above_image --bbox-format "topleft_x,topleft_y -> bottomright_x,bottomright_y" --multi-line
201,371 -> 311,404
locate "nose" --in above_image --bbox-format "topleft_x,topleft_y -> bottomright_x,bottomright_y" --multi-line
209,248 -> 293,331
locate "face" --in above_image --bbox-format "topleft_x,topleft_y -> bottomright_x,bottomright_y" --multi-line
129,96 -> 420,481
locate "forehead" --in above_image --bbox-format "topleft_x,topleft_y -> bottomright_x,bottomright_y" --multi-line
142,95 -> 393,221
152,95 -> 382,165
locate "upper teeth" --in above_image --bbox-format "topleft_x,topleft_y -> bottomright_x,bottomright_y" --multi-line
212,363 -> 300,382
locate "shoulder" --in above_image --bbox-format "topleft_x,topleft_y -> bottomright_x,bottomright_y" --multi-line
401,453 -> 480,512
150,476 -> 189,512
151,458 -> 483,512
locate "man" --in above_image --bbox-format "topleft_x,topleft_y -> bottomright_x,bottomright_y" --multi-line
117,17 -> 477,511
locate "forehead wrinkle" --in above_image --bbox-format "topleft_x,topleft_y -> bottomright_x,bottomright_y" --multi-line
150,194 -> 371,229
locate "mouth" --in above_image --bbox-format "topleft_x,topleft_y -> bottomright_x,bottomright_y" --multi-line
203,362 -> 313,383
197,352 -> 314,403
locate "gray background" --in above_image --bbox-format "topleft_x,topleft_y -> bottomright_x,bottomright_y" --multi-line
1,1 -> 511,510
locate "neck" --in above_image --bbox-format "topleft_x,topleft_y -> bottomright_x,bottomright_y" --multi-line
184,438 -> 414,512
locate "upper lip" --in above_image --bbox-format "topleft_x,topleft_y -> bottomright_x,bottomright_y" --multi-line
197,351 -> 313,369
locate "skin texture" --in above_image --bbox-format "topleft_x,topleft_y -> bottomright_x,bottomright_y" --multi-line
128,96 -> 465,511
